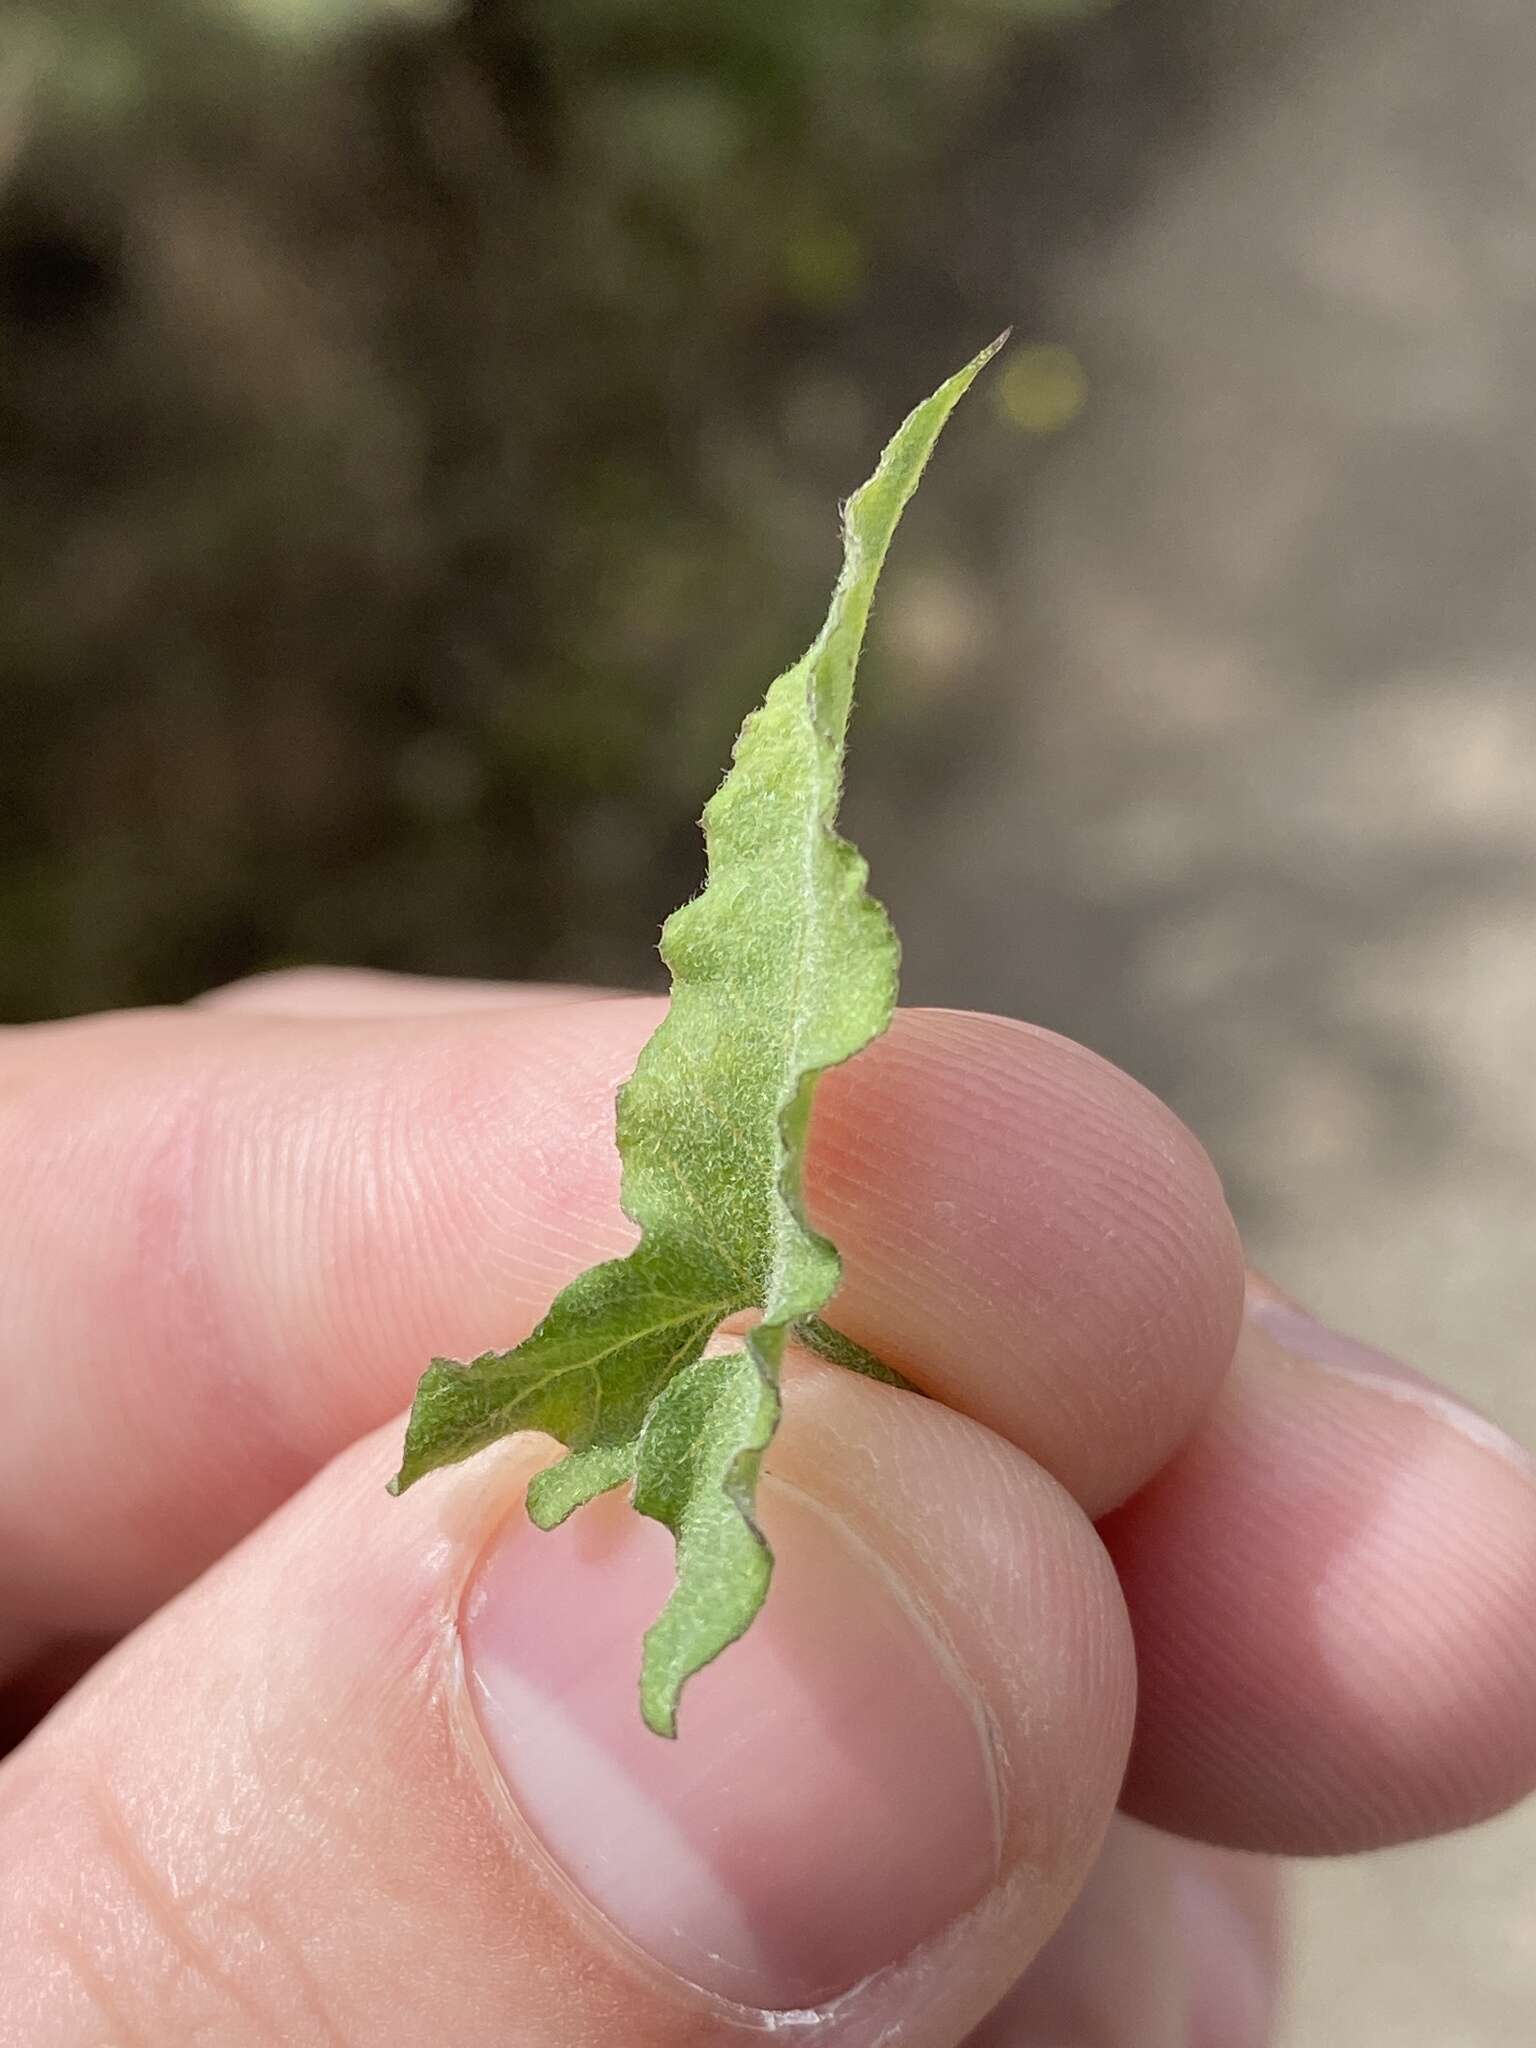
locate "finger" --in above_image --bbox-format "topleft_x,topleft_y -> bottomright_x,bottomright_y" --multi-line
0,1002 -> 1241,1649
963,1819 -> 1281,2047
203,984 -> 1242,1517
0,1362 -> 1134,2047
809,1009 -> 1244,1511
197,967 -> 615,1015
1102,1276 -> 1536,1853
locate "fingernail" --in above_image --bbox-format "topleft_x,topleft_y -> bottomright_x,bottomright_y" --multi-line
1246,1282 -> 1535,1478
461,1476 -> 1001,2011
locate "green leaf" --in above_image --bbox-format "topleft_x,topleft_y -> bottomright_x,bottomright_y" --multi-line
390,336 -> 1004,1732
632,1344 -> 779,1737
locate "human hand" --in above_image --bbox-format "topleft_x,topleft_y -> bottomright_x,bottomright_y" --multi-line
3,973 -> 1533,2045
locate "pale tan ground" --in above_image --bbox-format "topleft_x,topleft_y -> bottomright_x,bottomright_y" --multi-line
860,1 -> 1536,2037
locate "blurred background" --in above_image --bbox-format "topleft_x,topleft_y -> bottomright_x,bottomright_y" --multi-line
3,0 -> 1533,2038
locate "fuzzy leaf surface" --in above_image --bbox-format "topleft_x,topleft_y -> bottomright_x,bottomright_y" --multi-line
391,338 -> 1002,1732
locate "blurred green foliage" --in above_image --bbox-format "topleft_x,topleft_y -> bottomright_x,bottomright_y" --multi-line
0,0 -> 1098,1017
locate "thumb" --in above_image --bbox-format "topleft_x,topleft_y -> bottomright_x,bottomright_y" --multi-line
0,1368 -> 1133,2048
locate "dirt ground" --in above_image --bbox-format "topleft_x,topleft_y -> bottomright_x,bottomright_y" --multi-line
857,1 -> 1536,2038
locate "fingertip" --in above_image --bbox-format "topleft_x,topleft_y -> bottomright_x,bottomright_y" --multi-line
4,1384 -> 1135,2047
961,1822 -> 1281,2048
811,1009 -> 1247,1513
1175,1847 -> 1283,2048
1106,1302 -> 1536,1853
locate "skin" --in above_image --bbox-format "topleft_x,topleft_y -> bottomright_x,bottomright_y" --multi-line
0,969 -> 1531,2045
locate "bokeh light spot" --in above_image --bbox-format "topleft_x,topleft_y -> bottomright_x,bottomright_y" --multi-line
996,343 -> 1088,433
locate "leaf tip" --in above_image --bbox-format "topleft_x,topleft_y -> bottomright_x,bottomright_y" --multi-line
641,1683 -> 680,1741
957,329 -> 1011,389
386,1456 -> 425,1497
524,1477 -> 563,1531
